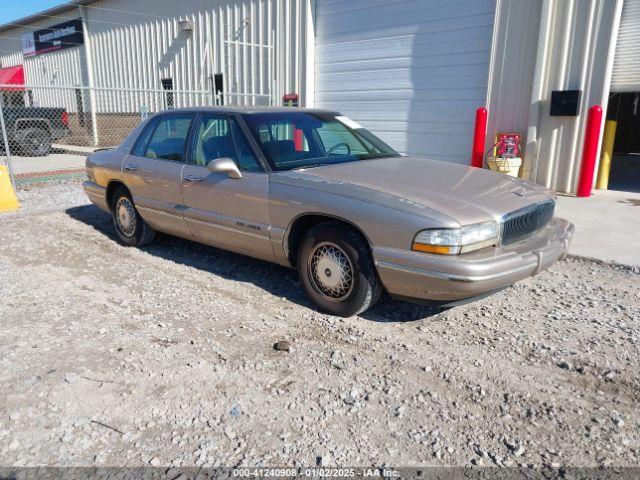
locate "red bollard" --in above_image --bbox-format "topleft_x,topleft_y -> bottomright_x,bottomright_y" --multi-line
293,127 -> 303,151
471,107 -> 488,168
576,105 -> 603,197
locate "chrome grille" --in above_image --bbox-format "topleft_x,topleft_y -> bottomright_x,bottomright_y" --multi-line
501,200 -> 555,245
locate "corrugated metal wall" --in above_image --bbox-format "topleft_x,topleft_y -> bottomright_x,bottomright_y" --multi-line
487,0 -> 624,194
314,0 -> 496,163
484,0 -> 541,175
0,0 -> 312,113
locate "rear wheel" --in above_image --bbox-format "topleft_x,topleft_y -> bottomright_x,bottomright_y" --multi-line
110,186 -> 155,247
297,222 -> 382,317
20,128 -> 51,156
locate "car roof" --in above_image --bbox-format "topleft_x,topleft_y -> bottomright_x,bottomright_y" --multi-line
153,106 -> 341,116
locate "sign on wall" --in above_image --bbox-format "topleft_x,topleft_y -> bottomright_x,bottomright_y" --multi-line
22,18 -> 84,57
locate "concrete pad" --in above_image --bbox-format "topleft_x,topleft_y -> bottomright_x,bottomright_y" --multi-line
52,143 -> 103,154
556,190 -> 640,267
8,153 -> 86,175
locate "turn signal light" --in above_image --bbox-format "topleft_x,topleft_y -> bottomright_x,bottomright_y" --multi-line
411,243 -> 459,255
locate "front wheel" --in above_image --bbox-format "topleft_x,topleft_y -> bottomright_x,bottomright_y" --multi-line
297,222 -> 382,317
110,186 -> 156,247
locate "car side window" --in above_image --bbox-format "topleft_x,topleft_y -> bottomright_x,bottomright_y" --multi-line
143,114 -> 193,162
191,114 -> 261,172
131,117 -> 159,157
229,118 -> 261,172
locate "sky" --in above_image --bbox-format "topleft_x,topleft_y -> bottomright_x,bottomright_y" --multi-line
1,1 -> 67,25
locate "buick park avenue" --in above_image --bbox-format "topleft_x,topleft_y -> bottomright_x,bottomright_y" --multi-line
84,107 -> 574,317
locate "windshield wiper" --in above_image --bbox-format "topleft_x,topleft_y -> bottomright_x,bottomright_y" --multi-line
292,163 -> 331,170
359,153 -> 397,160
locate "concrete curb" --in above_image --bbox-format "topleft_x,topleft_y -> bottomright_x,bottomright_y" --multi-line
52,143 -> 103,154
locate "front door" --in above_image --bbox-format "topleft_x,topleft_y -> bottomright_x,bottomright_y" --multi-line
121,113 -> 194,237
180,113 -> 273,260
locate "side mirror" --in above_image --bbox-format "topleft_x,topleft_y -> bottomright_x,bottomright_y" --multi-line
207,157 -> 242,179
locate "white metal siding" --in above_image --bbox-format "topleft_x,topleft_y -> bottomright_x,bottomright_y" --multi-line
0,13 -> 85,111
611,0 -> 640,92
314,0 -> 496,163
0,0 -> 312,111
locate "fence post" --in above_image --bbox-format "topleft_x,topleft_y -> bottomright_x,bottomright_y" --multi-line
0,101 -> 16,188
88,87 -> 99,147
79,6 -> 99,146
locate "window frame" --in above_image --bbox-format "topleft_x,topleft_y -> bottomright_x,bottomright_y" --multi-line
186,112 -> 266,173
130,116 -> 160,157
132,113 -> 196,163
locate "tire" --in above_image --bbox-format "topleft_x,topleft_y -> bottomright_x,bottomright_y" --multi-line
110,186 -> 156,247
297,222 -> 382,317
19,128 -> 52,156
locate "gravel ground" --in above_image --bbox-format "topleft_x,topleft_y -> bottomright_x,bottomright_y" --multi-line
1,182 -> 639,469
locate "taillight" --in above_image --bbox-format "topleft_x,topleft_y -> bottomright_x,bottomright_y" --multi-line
61,111 -> 69,126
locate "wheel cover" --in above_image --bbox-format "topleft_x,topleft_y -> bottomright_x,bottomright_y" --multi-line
115,197 -> 136,237
30,135 -> 46,153
307,242 -> 354,302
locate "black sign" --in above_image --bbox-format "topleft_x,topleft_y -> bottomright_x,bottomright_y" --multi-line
550,90 -> 582,116
22,18 -> 84,57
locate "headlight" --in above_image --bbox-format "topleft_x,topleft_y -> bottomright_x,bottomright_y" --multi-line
412,222 -> 498,255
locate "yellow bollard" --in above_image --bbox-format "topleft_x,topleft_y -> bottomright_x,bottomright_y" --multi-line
596,120 -> 617,190
0,165 -> 20,212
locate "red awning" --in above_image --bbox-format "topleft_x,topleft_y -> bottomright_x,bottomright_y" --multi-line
0,65 -> 25,91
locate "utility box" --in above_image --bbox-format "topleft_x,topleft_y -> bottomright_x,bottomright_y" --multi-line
550,90 -> 582,116
283,93 -> 299,107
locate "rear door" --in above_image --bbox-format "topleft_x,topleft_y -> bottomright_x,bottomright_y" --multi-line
180,113 -> 273,259
121,113 -> 194,237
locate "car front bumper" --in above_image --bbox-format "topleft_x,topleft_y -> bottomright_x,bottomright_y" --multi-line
373,217 -> 574,302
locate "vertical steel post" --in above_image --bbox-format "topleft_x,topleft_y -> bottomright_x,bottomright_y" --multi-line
471,107 -> 488,168
0,102 -> 16,188
576,105 -> 603,198
79,5 -> 99,146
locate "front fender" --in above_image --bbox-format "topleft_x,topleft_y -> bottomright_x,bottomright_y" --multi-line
268,175 -> 457,262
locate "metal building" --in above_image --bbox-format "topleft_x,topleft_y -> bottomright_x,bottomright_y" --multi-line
0,0 -> 311,108
0,0 -> 639,194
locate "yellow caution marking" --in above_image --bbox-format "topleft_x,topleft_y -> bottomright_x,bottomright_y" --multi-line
596,120 -> 617,190
0,165 -> 20,212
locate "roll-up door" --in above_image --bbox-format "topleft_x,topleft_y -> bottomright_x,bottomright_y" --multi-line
314,0 -> 496,163
611,0 -> 640,92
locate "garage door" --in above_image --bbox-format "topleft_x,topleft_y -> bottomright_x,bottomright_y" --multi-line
314,0 -> 496,164
611,0 -> 640,92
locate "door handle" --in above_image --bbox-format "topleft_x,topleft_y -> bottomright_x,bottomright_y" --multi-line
184,175 -> 204,182
124,165 -> 138,171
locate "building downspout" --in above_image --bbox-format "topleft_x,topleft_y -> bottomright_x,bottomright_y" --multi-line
79,5 -> 99,147
564,0 -> 597,193
524,0 -> 554,184
304,0 -> 316,107
590,0 -> 624,190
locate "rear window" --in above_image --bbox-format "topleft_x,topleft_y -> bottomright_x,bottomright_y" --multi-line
135,114 -> 194,162
131,117 -> 159,157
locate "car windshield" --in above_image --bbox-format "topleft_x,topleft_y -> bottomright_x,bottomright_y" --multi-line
241,112 -> 400,171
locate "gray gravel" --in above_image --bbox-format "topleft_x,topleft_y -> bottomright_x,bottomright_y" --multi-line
1,182 -> 639,468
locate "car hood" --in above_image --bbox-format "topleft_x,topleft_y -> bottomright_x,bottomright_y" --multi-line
292,156 -> 555,225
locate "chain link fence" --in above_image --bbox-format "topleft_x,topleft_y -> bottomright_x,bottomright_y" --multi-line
0,84 -> 271,189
